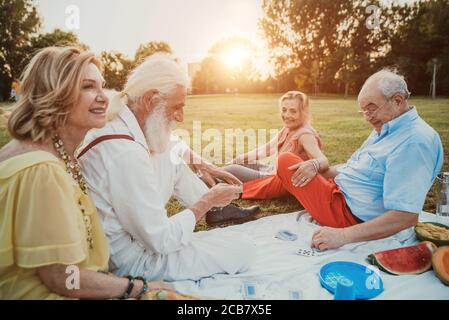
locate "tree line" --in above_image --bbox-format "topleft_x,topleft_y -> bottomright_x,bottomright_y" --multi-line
1,0 -> 448,100
259,0 -> 449,97
193,0 -> 449,96
0,0 -> 173,100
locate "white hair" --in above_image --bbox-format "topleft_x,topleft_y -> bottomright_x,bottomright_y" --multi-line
107,53 -> 188,120
362,69 -> 411,100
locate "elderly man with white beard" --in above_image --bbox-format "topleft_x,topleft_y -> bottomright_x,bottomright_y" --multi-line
77,54 -> 258,281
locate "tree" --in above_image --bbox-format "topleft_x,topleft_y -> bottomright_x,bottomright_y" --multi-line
382,0 -> 449,96
0,0 -> 40,100
100,51 -> 133,91
192,37 -> 260,94
134,41 -> 172,66
260,0 -> 406,94
100,41 -> 172,91
29,28 -> 88,50
17,28 -> 88,76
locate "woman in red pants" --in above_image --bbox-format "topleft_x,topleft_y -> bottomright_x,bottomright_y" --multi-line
224,91 -> 330,200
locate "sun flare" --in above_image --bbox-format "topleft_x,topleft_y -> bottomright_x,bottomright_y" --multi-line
223,46 -> 251,70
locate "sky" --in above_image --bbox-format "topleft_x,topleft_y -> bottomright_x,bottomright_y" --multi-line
36,0 -> 266,64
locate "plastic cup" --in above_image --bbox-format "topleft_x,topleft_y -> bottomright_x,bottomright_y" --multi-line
334,278 -> 356,300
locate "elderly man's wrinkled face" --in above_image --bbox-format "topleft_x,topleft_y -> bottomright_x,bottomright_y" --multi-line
164,86 -> 186,124
357,82 -> 404,133
144,86 -> 186,153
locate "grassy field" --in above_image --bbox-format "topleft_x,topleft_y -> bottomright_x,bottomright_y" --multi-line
1,95 -> 448,231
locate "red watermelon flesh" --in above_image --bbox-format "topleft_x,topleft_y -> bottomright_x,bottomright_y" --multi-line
368,241 -> 437,275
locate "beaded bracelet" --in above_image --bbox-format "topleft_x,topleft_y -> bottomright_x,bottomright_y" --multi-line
118,275 -> 135,300
315,159 -> 321,172
134,276 -> 149,299
310,160 -> 319,174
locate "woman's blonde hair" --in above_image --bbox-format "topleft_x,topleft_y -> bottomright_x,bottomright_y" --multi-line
8,47 -> 101,143
279,90 -> 311,124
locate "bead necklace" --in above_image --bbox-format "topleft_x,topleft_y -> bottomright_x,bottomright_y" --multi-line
52,135 -> 93,249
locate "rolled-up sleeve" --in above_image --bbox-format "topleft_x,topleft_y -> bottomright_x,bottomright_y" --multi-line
105,141 -> 196,255
383,142 -> 438,214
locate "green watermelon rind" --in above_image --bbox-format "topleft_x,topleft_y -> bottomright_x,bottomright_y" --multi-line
414,222 -> 449,247
367,242 -> 435,276
367,254 -> 397,275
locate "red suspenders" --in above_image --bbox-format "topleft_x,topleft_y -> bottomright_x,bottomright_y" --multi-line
77,134 -> 135,159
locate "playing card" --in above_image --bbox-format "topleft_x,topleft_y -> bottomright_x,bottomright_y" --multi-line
275,230 -> 298,241
289,290 -> 303,300
242,281 -> 258,300
296,248 -> 315,257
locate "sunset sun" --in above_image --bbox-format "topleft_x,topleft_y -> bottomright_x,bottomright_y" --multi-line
222,46 -> 251,70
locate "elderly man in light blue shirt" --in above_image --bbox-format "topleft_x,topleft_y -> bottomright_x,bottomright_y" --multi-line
281,69 -> 443,250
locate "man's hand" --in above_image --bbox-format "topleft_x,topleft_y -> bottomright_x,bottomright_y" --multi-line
206,183 -> 242,207
311,227 -> 349,251
190,183 -> 242,221
289,160 -> 318,187
198,164 -> 242,187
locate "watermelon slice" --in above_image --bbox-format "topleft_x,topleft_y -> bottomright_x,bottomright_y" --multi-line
367,241 -> 437,275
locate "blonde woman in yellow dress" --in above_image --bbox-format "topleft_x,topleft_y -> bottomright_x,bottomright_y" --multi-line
0,47 -> 171,299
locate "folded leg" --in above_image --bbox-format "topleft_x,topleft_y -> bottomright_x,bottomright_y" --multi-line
276,152 -> 359,228
132,229 -> 256,281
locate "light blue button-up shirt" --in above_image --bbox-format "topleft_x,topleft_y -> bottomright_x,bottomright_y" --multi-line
335,107 -> 444,222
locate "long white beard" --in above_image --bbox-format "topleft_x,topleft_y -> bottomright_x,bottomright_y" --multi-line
143,103 -> 177,154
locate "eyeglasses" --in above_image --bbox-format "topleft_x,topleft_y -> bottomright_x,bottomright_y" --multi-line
358,99 -> 391,118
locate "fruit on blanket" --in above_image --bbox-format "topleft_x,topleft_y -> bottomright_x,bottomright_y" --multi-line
367,241 -> 437,275
432,246 -> 449,286
415,222 -> 449,247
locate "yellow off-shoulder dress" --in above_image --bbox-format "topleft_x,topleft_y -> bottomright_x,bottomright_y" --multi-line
0,151 -> 109,299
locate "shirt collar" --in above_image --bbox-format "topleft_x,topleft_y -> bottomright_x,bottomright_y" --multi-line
118,105 -> 149,151
376,106 -> 418,138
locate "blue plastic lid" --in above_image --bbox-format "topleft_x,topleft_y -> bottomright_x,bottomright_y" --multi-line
319,261 -> 384,300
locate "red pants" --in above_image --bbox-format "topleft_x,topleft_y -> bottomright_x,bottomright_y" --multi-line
242,152 -> 360,228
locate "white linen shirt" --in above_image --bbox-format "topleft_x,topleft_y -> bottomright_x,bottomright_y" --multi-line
78,105 -> 196,270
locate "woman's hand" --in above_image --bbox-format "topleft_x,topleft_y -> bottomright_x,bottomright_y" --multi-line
148,281 -> 175,292
36,264 -> 178,300
199,164 -> 242,187
311,227 -> 349,251
288,160 -> 318,187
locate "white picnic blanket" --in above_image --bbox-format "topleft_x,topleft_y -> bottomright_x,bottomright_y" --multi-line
171,211 -> 449,300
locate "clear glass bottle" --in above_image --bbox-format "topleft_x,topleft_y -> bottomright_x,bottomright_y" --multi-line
436,172 -> 449,226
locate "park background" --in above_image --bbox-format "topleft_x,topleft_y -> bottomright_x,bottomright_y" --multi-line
0,0 -> 448,230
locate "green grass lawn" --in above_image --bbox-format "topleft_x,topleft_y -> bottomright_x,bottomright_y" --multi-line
0,103 -> 11,148
1,95 -> 448,231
